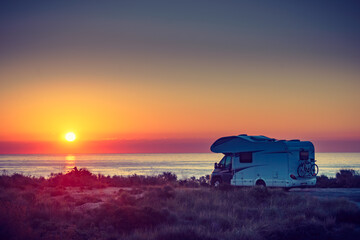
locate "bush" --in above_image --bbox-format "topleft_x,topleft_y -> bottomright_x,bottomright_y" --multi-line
336,169 -> 360,188
0,168 -> 216,189
159,172 -> 177,182
316,175 -> 337,188
316,169 -> 360,188
47,167 -> 102,188
0,174 -> 44,189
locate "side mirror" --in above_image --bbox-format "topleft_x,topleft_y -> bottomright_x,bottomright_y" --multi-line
214,162 -> 218,169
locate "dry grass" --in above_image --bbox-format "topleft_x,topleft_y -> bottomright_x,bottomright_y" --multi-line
0,168 -> 359,239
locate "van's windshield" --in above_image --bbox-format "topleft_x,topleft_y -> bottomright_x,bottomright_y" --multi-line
218,157 -> 225,167
218,155 -> 232,169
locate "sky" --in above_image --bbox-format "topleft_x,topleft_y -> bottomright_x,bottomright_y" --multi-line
0,0 -> 360,153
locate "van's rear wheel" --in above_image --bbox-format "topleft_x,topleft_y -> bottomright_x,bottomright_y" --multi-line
256,179 -> 266,187
212,178 -> 222,188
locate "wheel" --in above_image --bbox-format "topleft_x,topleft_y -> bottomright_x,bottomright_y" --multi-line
311,164 -> 319,176
297,164 -> 306,177
256,179 -> 266,187
212,178 -> 222,188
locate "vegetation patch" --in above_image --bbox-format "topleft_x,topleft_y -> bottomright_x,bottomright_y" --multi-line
0,168 -> 359,239
316,169 -> 360,188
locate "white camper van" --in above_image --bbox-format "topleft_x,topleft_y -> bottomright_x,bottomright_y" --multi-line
210,134 -> 318,188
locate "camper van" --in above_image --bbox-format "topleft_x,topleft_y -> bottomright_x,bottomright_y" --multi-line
210,134 -> 318,188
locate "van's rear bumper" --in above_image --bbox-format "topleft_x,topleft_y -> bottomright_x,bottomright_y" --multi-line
286,178 -> 316,188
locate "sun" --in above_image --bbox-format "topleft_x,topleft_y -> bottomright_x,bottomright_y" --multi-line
65,132 -> 76,142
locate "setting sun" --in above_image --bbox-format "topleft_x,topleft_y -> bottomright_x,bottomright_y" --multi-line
65,132 -> 76,142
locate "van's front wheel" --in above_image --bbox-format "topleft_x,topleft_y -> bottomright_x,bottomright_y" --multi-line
212,178 -> 222,188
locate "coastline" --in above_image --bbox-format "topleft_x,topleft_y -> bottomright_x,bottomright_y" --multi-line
1,152 -> 360,178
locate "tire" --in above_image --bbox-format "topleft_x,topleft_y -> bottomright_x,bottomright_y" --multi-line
311,164 -> 319,176
256,179 -> 266,187
297,164 -> 306,177
212,178 -> 222,188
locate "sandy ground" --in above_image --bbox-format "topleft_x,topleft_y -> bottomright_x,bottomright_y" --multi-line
290,188 -> 360,208
51,187 -> 360,212
48,187 -> 144,213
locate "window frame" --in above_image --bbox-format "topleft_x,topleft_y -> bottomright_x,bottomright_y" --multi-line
237,152 -> 253,163
299,151 -> 309,160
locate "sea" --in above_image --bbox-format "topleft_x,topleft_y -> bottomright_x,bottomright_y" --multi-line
0,153 -> 359,179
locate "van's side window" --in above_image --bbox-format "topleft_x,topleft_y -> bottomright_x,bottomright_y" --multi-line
238,152 -> 252,163
224,156 -> 232,169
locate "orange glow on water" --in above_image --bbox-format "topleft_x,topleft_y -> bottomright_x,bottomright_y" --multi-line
65,155 -> 76,171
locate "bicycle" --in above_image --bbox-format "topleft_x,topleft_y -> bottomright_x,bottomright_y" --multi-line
297,160 -> 319,177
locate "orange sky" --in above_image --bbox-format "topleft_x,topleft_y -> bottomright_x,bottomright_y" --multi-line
1,1 -> 359,153
1,56 -> 359,142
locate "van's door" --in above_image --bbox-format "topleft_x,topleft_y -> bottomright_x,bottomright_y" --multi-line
238,152 -> 254,186
232,155 -> 243,185
272,152 -> 289,187
221,155 -> 233,184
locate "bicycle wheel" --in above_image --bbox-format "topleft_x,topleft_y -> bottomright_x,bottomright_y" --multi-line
297,164 -> 306,177
311,164 -> 319,176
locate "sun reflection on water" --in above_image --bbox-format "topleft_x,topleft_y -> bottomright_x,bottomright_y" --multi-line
65,155 -> 76,172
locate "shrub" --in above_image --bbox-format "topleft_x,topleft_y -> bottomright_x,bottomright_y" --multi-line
316,175 -> 337,188
316,169 -> 360,188
47,167 -> 102,188
0,174 -> 43,189
336,169 -> 360,188
158,172 -> 177,182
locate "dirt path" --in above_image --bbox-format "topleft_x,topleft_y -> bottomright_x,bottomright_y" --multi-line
289,188 -> 360,208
